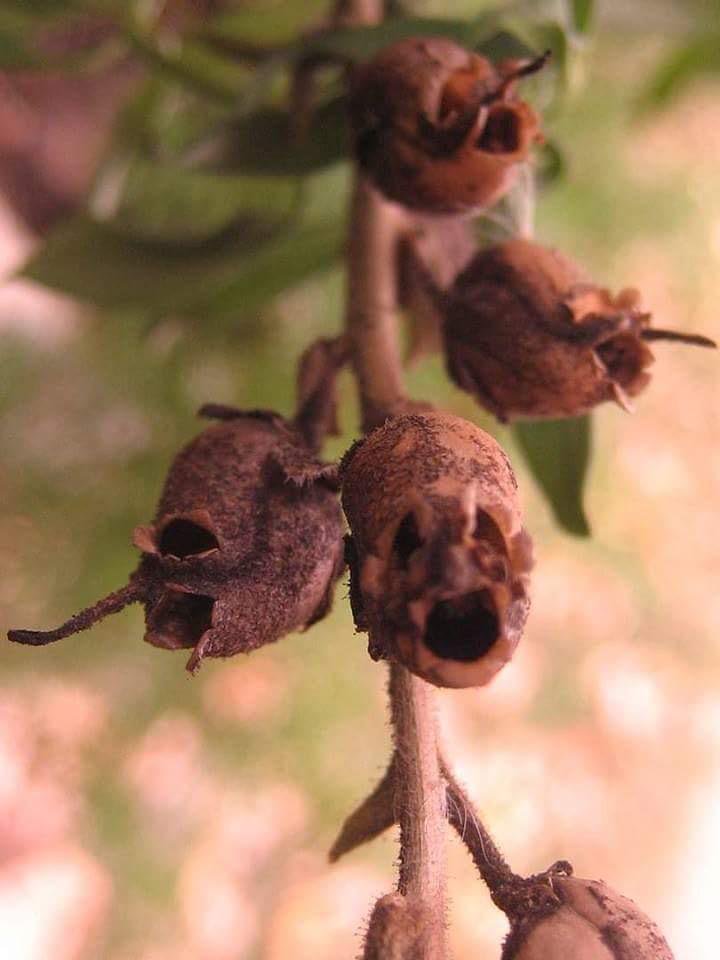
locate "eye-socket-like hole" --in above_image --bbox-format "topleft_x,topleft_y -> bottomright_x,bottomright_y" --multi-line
158,518 -> 219,558
476,106 -> 521,154
473,510 -> 507,553
392,512 -> 424,571
595,334 -> 646,389
148,591 -> 214,650
423,588 -> 498,662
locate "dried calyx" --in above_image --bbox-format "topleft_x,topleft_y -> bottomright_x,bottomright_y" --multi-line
341,411 -> 532,688
443,238 -> 716,421
348,37 -> 546,213
8,406 -> 345,673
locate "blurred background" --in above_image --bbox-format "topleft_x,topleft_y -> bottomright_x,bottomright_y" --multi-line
0,0 -> 719,957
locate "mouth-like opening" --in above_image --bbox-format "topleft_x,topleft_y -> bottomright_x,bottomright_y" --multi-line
595,333 -> 647,390
158,518 -> 219,559
392,511 -> 424,571
476,106 -> 521,154
423,588 -> 499,662
147,590 -> 214,650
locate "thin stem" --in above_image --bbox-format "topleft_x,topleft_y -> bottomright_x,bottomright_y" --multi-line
389,662 -> 448,957
346,176 -> 412,431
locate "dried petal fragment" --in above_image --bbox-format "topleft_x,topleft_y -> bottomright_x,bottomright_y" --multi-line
9,407 -> 345,672
348,37 -> 545,214
444,238 -> 716,421
341,412 -> 532,688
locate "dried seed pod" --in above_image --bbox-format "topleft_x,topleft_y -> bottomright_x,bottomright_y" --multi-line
503,874 -> 674,960
341,412 -> 532,688
9,407 -> 345,672
362,893 -> 436,960
348,37 -> 546,214
444,237 -> 716,421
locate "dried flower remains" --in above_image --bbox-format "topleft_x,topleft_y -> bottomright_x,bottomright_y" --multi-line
9,406 -> 345,672
348,37 -> 547,214
341,411 -> 532,688
444,238 -> 716,421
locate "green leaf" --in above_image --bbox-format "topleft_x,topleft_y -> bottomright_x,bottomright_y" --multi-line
297,15 -> 524,64
513,417 -> 592,537
96,162 -> 299,245
203,0 -> 328,48
21,212 -> 342,317
637,34 -> 720,112
125,27 -> 248,104
216,97 -> 349,176
569,0 -> 593,34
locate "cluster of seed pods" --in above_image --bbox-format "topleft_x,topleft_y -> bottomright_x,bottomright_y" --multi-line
8,31 -> 715,960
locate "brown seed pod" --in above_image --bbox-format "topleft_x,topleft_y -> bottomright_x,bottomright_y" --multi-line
361,893 -> 436,960
502,873 -> 674,960
341,411 -> 532,688
348,37 -> 546,214
8,407 -> 345,672
444,237 -> 716,421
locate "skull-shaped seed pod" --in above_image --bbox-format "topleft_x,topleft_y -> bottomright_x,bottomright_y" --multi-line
502,874 -> 674,960
341,411 -> 533,688
443,237 -> 716,421
348,37 -> 546,214
9,406 -> 345,673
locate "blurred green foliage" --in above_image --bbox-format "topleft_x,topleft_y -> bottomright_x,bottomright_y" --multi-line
2,3 -> 719,956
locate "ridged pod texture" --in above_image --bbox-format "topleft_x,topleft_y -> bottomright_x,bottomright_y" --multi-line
444,238 -> 714,421
341,412 -> 532,688
503,876 -> 674,960
348,37 -> 542,214
9,409 -> 345,673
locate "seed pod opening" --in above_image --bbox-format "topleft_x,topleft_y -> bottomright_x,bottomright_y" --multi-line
348,37 -> 545,214
503,875 -> 674,960
341,412 -> 532,688
9,407 -> 345,673
444,238 -> 716,421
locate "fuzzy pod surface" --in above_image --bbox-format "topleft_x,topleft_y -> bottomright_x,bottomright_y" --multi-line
444,238 -> 716,421
503,875 -> 674,960
9,407 -> 345,672
341,411 -> 532,688
348,37 -> 544,214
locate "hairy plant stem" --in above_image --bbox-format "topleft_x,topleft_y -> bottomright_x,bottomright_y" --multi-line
389,664 -> 447,954
347,175 -> 412,431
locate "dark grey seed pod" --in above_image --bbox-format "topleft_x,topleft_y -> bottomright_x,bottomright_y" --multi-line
444,238 -> 716,421
348,37 -> 545,214
341,412 -> 532,688
9,407 -> 345,673
503,875 -> 674,960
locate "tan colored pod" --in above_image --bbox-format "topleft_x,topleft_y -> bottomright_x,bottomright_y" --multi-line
504,876 -> 674,960
348,37 -> 545,214
341,412 -> 532,688
444,238 -> 716,421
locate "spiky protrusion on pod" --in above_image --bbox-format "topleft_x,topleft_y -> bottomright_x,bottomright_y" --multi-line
341,411 -> 532,688
9,407 -> 345,673
348,37 -> 546,214
444,238 -> 716,421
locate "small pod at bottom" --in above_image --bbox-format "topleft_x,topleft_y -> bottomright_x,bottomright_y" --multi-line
503,875 -> 674,960
341,412 -> 532,688
9,407 -> 345,672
